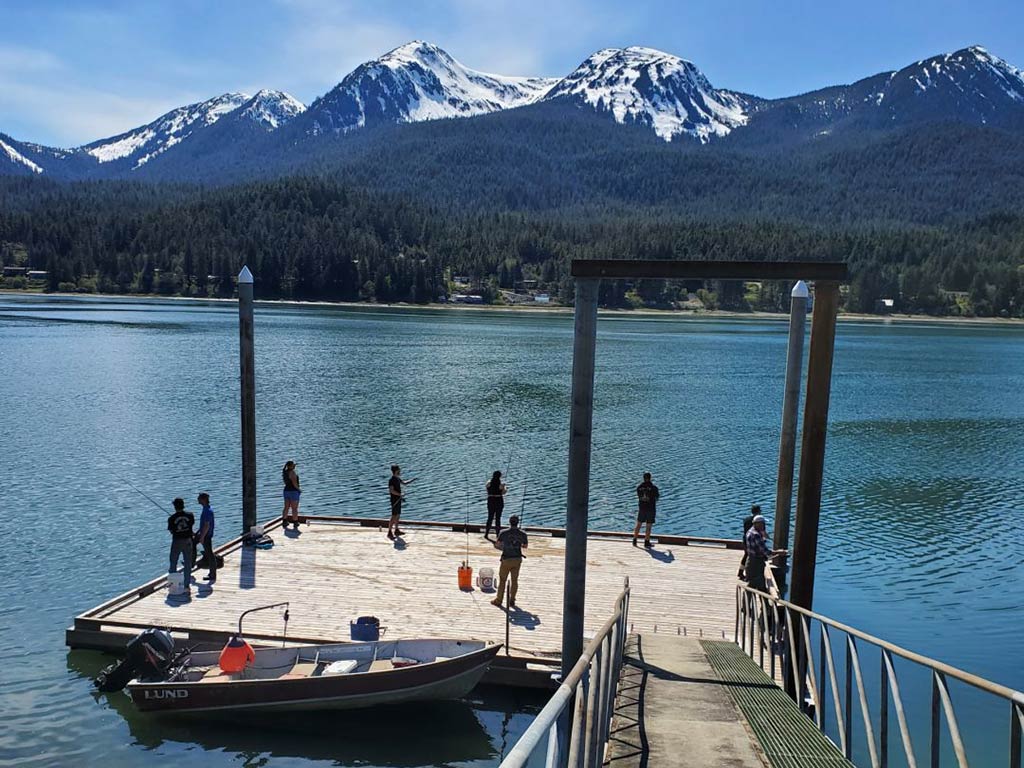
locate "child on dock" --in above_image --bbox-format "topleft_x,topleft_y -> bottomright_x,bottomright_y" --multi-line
485,471 -> 506,538
282,460 -> 301,530
167,498 -> 194,597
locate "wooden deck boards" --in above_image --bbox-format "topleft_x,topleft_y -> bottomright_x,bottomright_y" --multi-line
72,518 -> 746,664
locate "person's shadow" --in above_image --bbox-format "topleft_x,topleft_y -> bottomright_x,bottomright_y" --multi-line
507,607 -> 541,630
645,547 -> 675,564
284,527 -> 301,539
393,538 -> 407,551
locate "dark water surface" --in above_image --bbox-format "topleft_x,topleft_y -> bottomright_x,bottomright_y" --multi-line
1,295 -> 1021,767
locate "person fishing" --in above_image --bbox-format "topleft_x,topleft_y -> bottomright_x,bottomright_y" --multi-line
632,472 -> 659,548
484,470 -> 507,539
491,515 -> 528,608
744,514 -> 784,593
388,464 -> 416,540
195,493 -> 217,584
282,460 -> 301,530
167,498 -> 194,598
738,504 -> 761,579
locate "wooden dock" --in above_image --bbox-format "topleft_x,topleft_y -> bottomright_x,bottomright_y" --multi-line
66,516 -> 751,688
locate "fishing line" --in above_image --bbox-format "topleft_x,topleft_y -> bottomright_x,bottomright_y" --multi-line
122,476 -> 171,514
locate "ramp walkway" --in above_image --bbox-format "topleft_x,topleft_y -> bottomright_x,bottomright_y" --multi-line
606,635 -> 851,768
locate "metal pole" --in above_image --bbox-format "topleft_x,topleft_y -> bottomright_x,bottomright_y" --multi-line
562,278 -> 600,680
773,280 -> 808,596
238,265 -> 257,534
789,280 -> 840,612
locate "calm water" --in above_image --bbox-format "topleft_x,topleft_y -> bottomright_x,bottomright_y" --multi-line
0,294 -> 1021,767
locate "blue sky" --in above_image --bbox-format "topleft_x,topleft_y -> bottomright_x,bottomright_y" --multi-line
2,0 -> 1022,146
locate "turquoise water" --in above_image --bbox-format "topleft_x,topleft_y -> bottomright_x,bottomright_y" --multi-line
0,294 -> 1021,767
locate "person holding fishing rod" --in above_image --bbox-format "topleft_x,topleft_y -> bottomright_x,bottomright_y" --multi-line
744,514 -> 786,593
387,465 -> 416,540
167,498 -> 195,598
484,471 -> 507,539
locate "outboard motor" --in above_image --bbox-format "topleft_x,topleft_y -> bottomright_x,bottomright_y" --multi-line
94,628 -> 176,692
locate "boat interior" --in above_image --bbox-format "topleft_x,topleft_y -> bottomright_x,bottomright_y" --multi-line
170,639 -> 490,684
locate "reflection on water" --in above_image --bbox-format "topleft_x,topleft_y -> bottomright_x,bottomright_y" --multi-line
1,294 -> 1022,766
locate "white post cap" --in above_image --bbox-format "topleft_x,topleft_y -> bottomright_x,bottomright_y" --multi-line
238,265 -> 254,284
791,280 -> 809,299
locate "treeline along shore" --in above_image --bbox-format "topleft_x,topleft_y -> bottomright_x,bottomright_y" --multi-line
2,164 -> 1023,318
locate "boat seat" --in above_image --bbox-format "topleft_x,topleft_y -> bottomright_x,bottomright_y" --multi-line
200,668 -> 242,683
281,662 -> 319,680
369,659 -> 394,672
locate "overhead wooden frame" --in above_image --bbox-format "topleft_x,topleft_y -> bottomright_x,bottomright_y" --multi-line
570,259 -> 849,281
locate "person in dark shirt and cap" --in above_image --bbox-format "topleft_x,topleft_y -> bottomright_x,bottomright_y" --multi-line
738,504 -> 761,579
491,515 -> 529,608
744,514 -> 784,593
632,472 -> 660,548
167,498 -> 194,597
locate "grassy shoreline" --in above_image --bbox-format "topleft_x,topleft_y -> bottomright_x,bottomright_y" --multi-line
1,288 -> 1022,326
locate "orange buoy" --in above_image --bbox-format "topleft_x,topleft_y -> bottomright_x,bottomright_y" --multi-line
457,563 -> 473,590
219,635 -> 256,673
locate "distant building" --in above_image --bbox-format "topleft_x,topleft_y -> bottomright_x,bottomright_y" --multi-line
451,293 -> 484,304
3,266 -> 28,277
452,275 -> 470,284
26,270 -> 48,281
534,293 -> 550,304
875,298 -> 895,314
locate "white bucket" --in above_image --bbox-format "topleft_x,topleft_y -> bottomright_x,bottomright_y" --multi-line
477,567 -> 496,592
167,571 -> 186,595
249,523 -> 264,537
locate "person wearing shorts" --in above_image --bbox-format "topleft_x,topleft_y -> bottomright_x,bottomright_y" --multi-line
632,472 -> 659,548
388,464 -> 415,540
282,460 -> 301,530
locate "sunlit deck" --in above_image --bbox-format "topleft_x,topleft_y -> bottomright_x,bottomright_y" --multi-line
67,516 -> 750,687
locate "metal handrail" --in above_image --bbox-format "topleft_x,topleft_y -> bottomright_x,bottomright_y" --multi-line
736,583 -> 1024,768
501,578 -> 631,768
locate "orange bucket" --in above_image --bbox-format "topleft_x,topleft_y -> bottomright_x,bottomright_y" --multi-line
457,565 -> 473,590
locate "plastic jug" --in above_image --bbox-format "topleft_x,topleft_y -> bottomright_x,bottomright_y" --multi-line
167,571 -> 185,595
477,567 -> 495,592
458,564 -> 473,590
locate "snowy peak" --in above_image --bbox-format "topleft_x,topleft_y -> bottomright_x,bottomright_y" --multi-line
0,136 -> 44,174
303,40 -> 558,134
543,46 -> 750,142
889,45 -> 1024,106
238,90 -> 306,129
83,92 -> 251,167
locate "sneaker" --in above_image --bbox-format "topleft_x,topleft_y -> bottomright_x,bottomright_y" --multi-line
631,537 -> 637,546
394,529 -> 405,536
387,532 -> 395,540
644,541 -> 653,548
509,601 -> 517,608
490,598 -> 503,607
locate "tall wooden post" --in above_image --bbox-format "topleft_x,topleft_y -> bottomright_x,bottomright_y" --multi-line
772,280 -> 809,594
789,281 -> 840,611
238,266 -> 257,534
562,277 -> 600,680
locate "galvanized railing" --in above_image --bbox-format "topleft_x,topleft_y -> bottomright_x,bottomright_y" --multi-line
500,578 -> 631,768
736,583 -> 1024,768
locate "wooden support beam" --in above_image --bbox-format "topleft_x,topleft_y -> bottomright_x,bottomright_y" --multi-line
238,265 -> 257,534
789,281 -> 841,612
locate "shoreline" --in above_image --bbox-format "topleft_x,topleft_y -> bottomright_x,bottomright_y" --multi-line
1,288 -> 1022,327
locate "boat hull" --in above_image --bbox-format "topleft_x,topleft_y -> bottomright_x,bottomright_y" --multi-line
127,642 -> 500,714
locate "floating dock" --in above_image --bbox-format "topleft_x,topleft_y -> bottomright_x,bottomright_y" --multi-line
66,516 -> 750,688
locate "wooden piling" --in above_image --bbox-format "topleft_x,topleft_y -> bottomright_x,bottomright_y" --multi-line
562,277 -> 600,680
238,266 -> 257,534
789,280 -> 840,612
772,280 -> 809,592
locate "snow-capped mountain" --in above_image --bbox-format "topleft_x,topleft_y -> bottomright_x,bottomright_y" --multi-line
82,93 -> 251,169
238,90 -> 307,129
542,46 -> 753,142
301,41 -> 558,135
0,136 -> 44,175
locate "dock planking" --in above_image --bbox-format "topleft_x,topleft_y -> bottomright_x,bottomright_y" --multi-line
67,516 -> 752,685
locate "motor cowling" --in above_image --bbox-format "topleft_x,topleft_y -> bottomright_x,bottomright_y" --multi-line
94,628 -> 176,692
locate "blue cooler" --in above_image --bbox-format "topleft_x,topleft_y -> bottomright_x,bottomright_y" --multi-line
350,616 -> 380,641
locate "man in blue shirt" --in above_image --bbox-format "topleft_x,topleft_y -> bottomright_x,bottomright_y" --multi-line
195,493 -> 217,584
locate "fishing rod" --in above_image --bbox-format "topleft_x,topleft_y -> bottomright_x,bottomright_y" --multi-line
463,468 -> 471,566
122,476 -> 171,514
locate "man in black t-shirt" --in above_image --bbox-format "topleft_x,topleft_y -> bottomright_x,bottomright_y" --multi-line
167,498 -> 194,597
387,465 -> 416,540
738,504 -> 760,579
632,472 -> 660,548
